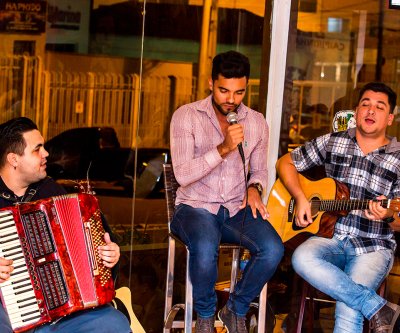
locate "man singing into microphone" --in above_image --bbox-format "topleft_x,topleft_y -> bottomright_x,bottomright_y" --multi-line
169,50 -> 284,333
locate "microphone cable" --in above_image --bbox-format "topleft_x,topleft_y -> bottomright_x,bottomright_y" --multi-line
237,148 -> 248,285
226,112 -> 249,281
225,112 -> 252,328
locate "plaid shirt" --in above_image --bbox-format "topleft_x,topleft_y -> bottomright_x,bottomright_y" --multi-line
291,128 -> 400,254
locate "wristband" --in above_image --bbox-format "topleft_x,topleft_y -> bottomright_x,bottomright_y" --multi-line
383,216 -> 395,223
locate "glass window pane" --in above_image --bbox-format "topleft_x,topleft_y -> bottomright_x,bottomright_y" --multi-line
280,0 -> 400,154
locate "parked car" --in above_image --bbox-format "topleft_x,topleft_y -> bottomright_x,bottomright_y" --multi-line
45,127 -> 169,198
44,127 -> 170,244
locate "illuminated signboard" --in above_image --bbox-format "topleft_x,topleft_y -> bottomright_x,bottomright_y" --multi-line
0,0 -> 46,34
389,0 -> 400,9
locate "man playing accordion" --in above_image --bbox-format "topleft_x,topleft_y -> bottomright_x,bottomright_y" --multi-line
0,117 -> 131,333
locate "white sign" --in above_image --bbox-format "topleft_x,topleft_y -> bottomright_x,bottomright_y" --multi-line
46,0 -> 90,53
332,110 -> 356,132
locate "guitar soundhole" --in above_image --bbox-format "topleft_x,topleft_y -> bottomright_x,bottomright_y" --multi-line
292,196 -> 320,231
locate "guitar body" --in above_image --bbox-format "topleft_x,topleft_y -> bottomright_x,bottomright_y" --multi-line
267,175 -> 350,243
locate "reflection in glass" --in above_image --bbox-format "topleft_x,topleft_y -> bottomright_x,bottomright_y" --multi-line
281,0 -> 400,155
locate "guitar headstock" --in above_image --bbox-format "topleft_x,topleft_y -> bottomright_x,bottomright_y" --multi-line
57,179 -> 96,195
76,180 -> 96,195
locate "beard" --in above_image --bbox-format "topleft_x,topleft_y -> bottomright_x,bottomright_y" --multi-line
211,97 -> 239,116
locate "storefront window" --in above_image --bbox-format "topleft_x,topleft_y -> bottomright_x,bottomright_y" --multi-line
279,0 -> 400,155
0,1 -> 269,331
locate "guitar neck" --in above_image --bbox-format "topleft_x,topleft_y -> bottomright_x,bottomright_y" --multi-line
316,199 -> 389,212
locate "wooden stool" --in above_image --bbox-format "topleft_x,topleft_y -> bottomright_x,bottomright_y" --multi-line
295,276 -> 387,333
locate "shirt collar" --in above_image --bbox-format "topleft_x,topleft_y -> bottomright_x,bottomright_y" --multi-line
347,127 -> 400,153
386,136 -> 400,153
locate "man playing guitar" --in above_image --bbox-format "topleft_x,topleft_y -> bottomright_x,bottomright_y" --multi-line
276,82 -> 400,333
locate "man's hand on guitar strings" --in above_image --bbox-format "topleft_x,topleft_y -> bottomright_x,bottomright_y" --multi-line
295,196 -> 313,227
365,195 -> 393,221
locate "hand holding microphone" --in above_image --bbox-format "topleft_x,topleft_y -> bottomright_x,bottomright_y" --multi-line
226,112 -> 245,164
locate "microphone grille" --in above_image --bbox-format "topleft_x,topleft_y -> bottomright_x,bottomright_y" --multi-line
226,112 -> 238,124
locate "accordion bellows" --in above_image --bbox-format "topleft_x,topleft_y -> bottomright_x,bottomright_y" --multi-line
0,193 -> 115,332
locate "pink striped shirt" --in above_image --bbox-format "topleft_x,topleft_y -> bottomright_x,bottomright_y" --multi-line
170,95 -> 269,217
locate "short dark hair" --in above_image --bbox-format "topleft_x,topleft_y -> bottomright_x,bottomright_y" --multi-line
0,117 -> 38,168
358,82 -> 397,114
211,50 -> 250,81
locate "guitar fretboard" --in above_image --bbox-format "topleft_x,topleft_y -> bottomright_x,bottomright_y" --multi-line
312,199 -> 390,212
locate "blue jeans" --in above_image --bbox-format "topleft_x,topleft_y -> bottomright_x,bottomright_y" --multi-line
170,204 -> 284,318
292,235 -> 393,333
0,304 -> 131,333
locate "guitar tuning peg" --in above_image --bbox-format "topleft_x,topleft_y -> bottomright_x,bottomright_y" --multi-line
77,180 -> 95,195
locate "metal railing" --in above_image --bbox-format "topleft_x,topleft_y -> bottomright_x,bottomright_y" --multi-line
0,56 -> 196,147
0,56 -> 41,125
40,71 -> 141,148
41,71 -> 195,147
2,55 -> 399,147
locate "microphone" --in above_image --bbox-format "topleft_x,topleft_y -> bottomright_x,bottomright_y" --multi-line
226,112 -> 245,163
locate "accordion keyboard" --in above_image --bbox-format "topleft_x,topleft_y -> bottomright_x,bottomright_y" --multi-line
0,210 -> 41,330
0,193 -> 115,333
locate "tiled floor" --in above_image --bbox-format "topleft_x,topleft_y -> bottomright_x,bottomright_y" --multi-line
271,257 -> 400,333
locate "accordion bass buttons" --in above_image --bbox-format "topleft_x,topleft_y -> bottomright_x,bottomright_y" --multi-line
33,276 -> 40,290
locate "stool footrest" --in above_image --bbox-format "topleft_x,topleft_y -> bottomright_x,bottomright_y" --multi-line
164,304 -> 186,329
249,302 -> 260,309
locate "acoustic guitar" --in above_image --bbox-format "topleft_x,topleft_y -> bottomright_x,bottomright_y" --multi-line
266,174 -> 400,243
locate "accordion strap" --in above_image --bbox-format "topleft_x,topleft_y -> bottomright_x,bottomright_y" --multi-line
0,187 -> 37,204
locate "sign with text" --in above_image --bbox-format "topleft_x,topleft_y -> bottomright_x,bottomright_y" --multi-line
46,0 -> 90,53
0,0 -> 46,34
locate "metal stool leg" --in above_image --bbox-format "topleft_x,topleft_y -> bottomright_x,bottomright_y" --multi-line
230,248 -> 240,292
164,236 -> 180,333
296,279 -> 309,333
257,283 -> 268,333
184,247 -> 193,333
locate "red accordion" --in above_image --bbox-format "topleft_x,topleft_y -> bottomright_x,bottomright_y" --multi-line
0,193 -> 115,332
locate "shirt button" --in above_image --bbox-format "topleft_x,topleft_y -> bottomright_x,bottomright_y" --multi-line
221,194 -> 224,197
222,177 -> 225,181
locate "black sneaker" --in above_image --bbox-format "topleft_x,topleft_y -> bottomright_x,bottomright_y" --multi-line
370,302 -> 400,333
195,316 -> 215,333
218,305 -> 247,333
